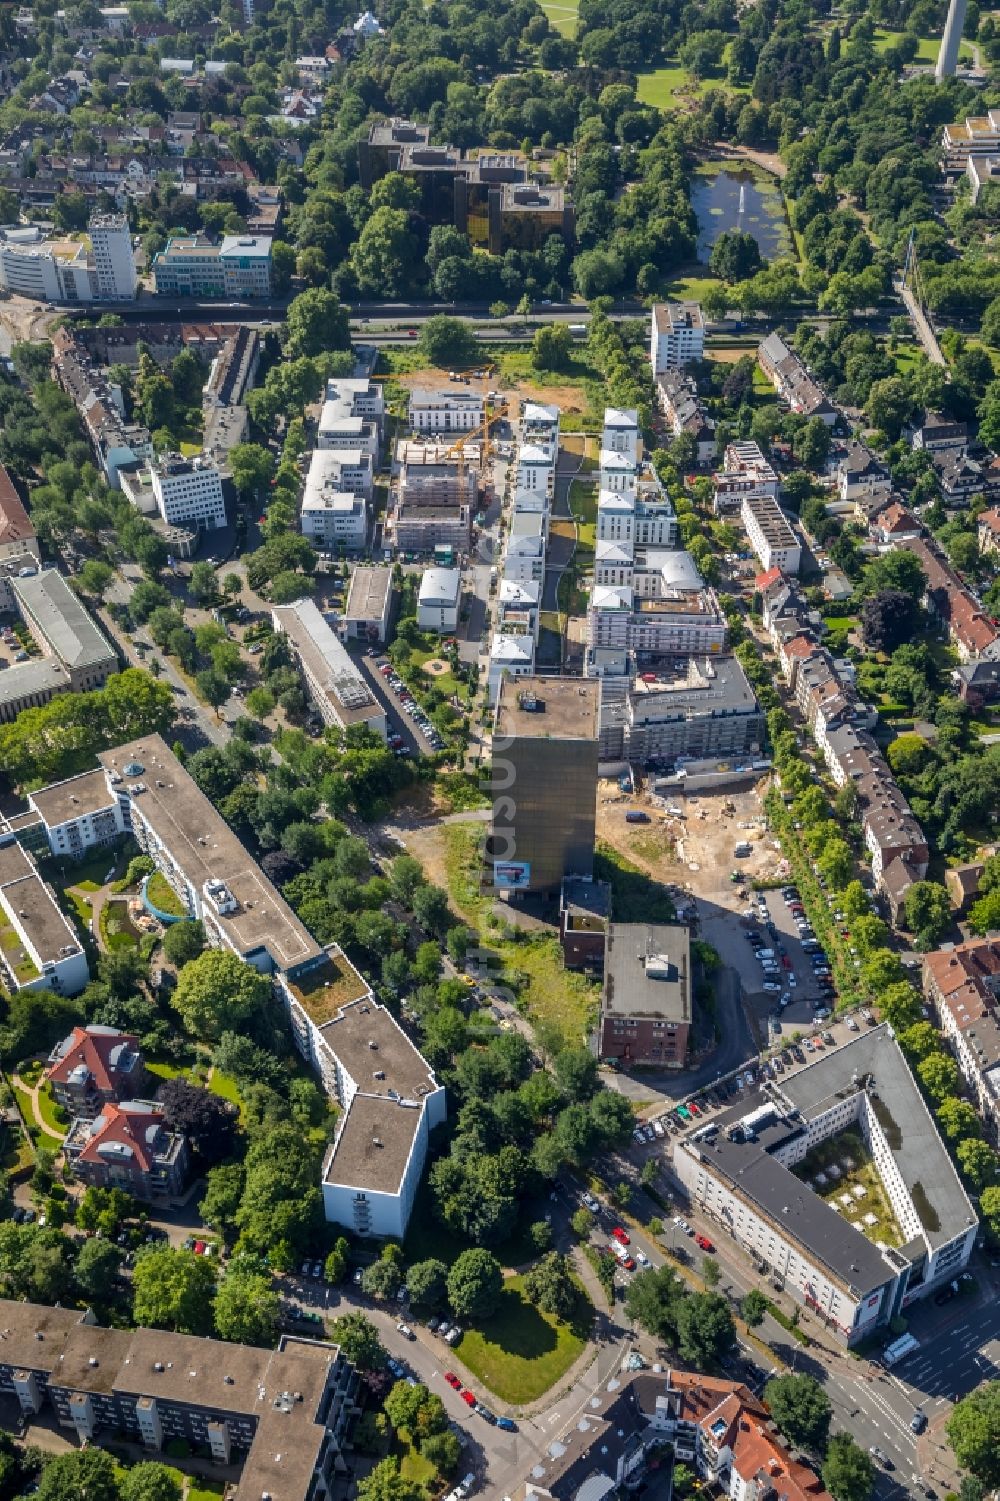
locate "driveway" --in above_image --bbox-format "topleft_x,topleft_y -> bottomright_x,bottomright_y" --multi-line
354,651 -> 436,756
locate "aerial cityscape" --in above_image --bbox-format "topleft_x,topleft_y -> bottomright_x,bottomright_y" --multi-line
0,0 -> 997,1499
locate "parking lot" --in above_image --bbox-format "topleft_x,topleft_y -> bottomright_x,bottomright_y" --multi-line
354,650 -> 440,756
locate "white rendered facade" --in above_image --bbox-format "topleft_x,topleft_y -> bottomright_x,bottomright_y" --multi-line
300,450 -> 369,551
602,408 -> 640,464
151,456 -> 225,530
408,389 -> 483,432
649,301 -> 705,373
741,494 -> 801,574
416,567 -> 461,632
89,215 -> 137,300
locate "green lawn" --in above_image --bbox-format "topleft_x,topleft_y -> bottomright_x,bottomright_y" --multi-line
36,1082 -> 67,1137
635,61 -> 704,107
207,1068 -> 243,1112
146,870 -> 187,918
539,0 -> 578,36
455,1276 -> 591,1403
872,28 -> 972,61
593,842 -> 677,924
663,272 -> 721,303
45,848 -> 122,891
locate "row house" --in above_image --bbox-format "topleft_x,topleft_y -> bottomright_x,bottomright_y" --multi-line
758,332 -> 838,425
900,536 -> 1000,663
924,940 -> 1000,1141
656,369 -> 716,463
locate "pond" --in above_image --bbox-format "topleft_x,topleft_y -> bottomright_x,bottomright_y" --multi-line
692,166 -> 792,264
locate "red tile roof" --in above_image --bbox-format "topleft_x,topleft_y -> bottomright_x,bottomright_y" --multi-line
755,565 -> 783,591
76,1101 -> 164,1174
45,1026 -> 141,1095
0,466 -> 34,549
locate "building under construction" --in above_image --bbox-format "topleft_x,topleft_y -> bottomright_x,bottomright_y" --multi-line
389,440 -> 479,555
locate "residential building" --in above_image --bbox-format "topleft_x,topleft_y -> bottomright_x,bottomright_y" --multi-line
45,1025 -> 148,1118
88,213 -> 137,300
50,326 -> 153,486
24,768 -> 125,864
956,658 -> 1000,708
940,108 -> 1000,170
758,333 -> 837,424
151,234 -> 272,298
944,859 -> 991,913
150,453 -> 226,530
391,443 -> 476,554
98,736 -> 335,979
340,566 -> 394,644
487,632 -> 535,704
408,388 -> 484,433
911,413 -> 968,452
317,376 -> 383,457
712,441 -> 779,515
0,229 -> 98,302
741,494 -> 801,574
656,370 -> 715,463
977,507 -> 1000,555
597,656 -> 764,770
649,300 -> 705,373
602,407 -> 640,464
6,568 -> 117,692
967,153 -> 1000,202
674,1026 -> 977,1343
559,876 -> 611,971
599,923 -> 690,1066
504,509 -> 546,585
488,676 -> 600,894
0,842 -> 88,995
64,1099 -> 189,1197
272,598 -> 387,739
836,442 -> 891,504
0,465 -> 39,567
497,577 -> 541,639
870,501 -> 921,547
417,567 -> 461,633
299,450 -> 369,552
900,536 -> 1000,662
282,996 -> 445,1239
0,1298 -> 358,1501
924,940 -> 1000,1141
586,554 -> 727,670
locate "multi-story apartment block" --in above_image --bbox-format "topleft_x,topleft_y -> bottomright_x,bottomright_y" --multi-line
940,107 -> 1000,171
26,768 -> 127,860
45,1025 -> 148,1118
586,549 -> 727,673
835,442 -> 891,505
408,388 -> 484,433
0,841 -> 88,995
901,536 -> 1000,662
0,1299 -> 358,1501
64,1099 -> 189,1197
150,454 -> 226,530
741,494 -> 801,575
924,940 -> 1000,1141
712,441 -> 780,515
598,656 -> 764,769
272,598 -> 387,739
649,301 -> 705,373
340,565 -> 395,645
488,676 -> 599,894
299,450 -> 369,552
599,923 -> 691,1066
89,213 -> 137,300
674,1026 -> 977,1344
487,633 -> 535,703
416,567 -> 461,633
283,996 -> 446,1239
602,407 -> 640,463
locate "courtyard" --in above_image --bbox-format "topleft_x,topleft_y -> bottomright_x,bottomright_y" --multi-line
791,1129 -> 904,1249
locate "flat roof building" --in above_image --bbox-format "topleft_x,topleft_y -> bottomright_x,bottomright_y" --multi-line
417,566 -> 461,633
600,923 -> 691,1067
8,568 -> 117,693
0,841 -> 88,995
674,1025 -> 977,1344
489,676 -> 600,895
272,598 -> 387,740
741,493 -> 801,575
340,566 -> 394,644
650,301 -> 705,374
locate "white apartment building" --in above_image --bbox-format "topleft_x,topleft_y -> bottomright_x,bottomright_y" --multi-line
416,567 -> 461,633
674,1027 -> 976,1343
649,301 -> 705,373
522,401 -> 560,445
488,633 -> 535,704
0,234 -> 93,302
299,450 -> 369,552
272,598 -> 387,739
516,442 -> 556,495
306,448 -> 373,502
713,441 -> 780,515
599,449 -> 637,496
317,376 -> 383,459
89,214 -> 137,300
504,511 -> 546,584
150,455 -> 226,530
316,413 -> 379,459
28,768 -> 126,861
741,493 -> 800,574
602,407 -> 640,464
0,841 -> 89,996
283,995 -> 445,1239
408,388 -> 483,433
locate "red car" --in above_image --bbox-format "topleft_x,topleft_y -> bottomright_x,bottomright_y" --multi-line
621,1254 -> 636,1271
445,1373 -> 462,1390
461,1389 -> 476,1407
695,1234 -> 715,1253
687,1101 -> 700,1116
612,1227 -> 630,1246
782,955 -> 792,969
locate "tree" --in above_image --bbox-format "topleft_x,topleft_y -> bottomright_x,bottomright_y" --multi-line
385,1379 -> 430,1434
709,230 -> 762,283
246,686 -> 275,720
418,317 -> 477,367
702,1256 -> 721,1288
865,377 -> 912,439
162,919 -> 205,968
677,1291 -> 737,1368
532,324 -> 573,372
957,1138 -> 1000,1193
363,1255 -> 402,1301
447,1248 -> 503,1319
171,949 -> 269,1039
822,1434 -> 874,1501
917,1053 -> 960,1102
156,1078 -> 236,1166
947,1382 -> 1000,1485
936,1097 -> 982,1144
332,1311 -> 387,1370
356,1458 -> 422,1501
77,559 -> 114,600
189,561 -> 218,606
285,289 -> 350,358
74,1236 -> 122,1303
861,550 -> 926,602
818,838 -> 852,889
763,1374 -> 832,1453
132,1246 -> 217,1334
119,1463 -> 183,1501
325,1238 -> 350,1284
624,1265 -> 687,1340
859,590 -> 921,653
740,1289 -> 768,1327
37,1450 -> 119,1501
522,1252 -> 577,1319
554,1046 -> 599,1101
214,1269 -> 281,1345
860,950 -> 905,993
968,888 -> 1000,936
903,882 -> 952,948
229,443 -> 275,498
421,1429 -> 461,1478
406,1257 -> 448,1310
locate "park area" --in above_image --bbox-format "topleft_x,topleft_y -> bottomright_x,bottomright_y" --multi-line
454,1275 -> 591,1403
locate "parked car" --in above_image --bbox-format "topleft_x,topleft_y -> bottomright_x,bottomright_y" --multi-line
496,1417 -> 518,1433
461,1389 -> 477,1407
612,1227 -> 630,1245
396,1323 -> 415,1340
445,1372 -> 462,1390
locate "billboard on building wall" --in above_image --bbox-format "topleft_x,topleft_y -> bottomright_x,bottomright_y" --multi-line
494,860 -> 531,890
